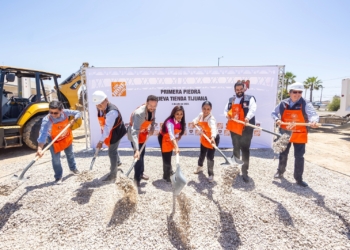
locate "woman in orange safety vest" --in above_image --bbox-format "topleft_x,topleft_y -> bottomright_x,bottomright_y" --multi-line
193,101 -> 220,183
158,105 -> 186,182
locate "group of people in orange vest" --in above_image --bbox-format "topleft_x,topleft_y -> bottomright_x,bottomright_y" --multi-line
37,81 -> 319,187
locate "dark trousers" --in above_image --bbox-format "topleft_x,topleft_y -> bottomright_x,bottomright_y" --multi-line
108,139 -> 121,177
277,142 -> 305,182
131,142 -> 146,182
158,134 -> 173,180
198,135 -> 220,176
230,128 -> 253,176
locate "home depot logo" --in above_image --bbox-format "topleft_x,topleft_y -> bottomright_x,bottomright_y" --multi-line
111,82 -> 126,97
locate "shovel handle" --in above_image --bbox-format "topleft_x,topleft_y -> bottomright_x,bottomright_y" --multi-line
280,122 -> 322,127
17,122 -> 73,180
231,118 -> 282,138
194,124 -> 214,144
176,153 -> 180,164
94,148 -> 100,157
41,123 -> 73,155
125,134 -> 150,177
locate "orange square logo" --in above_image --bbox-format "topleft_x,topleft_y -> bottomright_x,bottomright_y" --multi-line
111,82 -> 126,97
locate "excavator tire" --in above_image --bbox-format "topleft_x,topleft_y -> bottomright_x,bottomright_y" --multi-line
23,114 -> 46,150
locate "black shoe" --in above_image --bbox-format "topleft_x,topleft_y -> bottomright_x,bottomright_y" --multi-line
103,174 -> 116,182
71,169 -> 80,175
242,175 -> 249,183
297,181 -> 308,187
274,172 -> 283,178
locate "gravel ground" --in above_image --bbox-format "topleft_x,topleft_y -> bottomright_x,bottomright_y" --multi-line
1,143 -> 350,249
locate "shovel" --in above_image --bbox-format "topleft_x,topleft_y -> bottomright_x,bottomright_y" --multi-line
194,125 -> 243,166
170,153 -> 187,196
280,122 -> 323,127
231,118 -> 291,153
125,136 -> 149,177
232,118 -> 285,138
14,122 -> 72,180
89,148 -> 100,170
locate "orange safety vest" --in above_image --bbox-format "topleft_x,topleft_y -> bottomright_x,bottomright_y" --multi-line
50,115 -> 73,153
98,110 -> 122,147
139,120 -> 152,143
280,105 -> 308,143
161,129 -> 182,153
198,120 -> 213,149
226,104 -> 245,135
129,104 -> 154,144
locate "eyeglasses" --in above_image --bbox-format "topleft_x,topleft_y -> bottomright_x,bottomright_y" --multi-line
292,91 -> 302,94
50,112 -> 59,115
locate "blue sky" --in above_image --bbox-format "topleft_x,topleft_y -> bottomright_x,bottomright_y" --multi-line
1,0 -> 349,101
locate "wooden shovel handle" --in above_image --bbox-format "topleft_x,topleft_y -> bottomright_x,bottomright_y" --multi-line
231,118 -> 259,129
280,122 -> 322,127
40,122 -> 73,156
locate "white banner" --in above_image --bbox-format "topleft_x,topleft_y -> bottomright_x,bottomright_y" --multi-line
86,66 -> 279,149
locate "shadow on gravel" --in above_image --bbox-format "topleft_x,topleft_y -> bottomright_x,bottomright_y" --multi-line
188,173 -> 241,249
0,144 -> 34,161
273,178 -> 350,239
250,148 -> 275,159
0,181 -> 53,230
108,196 -> 137,227
216,201 -> 241,250
232,175 -> 255,192
258,193 -> 294,227
339,137 -> 350,142
187,172 -> 216,201
152,179 -> 173,193
71,175 -> 110,205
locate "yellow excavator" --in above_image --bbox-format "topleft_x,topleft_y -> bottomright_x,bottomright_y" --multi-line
0,63 -> 89,150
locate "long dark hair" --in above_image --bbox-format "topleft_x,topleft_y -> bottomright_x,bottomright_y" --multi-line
161,105 -> 186,137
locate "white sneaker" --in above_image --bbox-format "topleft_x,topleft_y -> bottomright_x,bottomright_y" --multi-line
194,166 -> 203,174
208,175 -> 214,183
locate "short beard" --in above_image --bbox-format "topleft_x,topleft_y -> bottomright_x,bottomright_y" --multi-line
236,92 -> 244,98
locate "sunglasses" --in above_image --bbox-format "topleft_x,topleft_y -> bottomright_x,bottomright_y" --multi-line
50,112 -> 59,115
292,91 -> 302,94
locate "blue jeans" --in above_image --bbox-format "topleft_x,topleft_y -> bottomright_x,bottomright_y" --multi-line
48,137 -> 77,179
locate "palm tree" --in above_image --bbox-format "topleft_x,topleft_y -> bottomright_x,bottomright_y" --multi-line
303,79 -> 311,99
284,72 -> 296,92
306,77 -> 323,102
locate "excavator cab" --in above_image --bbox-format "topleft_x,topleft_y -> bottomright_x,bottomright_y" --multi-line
0,66 -> 83,149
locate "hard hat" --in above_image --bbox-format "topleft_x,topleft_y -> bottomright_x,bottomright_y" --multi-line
288,82 -> 304,92
92,90 -> 107,104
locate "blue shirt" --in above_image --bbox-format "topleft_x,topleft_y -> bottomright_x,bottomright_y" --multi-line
37,109 -> 81,144
271,98 -> 319,123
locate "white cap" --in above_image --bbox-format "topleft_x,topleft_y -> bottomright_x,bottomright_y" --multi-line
288,82 -> 304,92
92,90 -> 107,104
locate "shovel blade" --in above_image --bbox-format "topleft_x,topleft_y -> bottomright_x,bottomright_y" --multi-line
220,156 -> 243,167
171,165 -> 187,196
89,157 -> 97,170
231,156 -> 244,165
